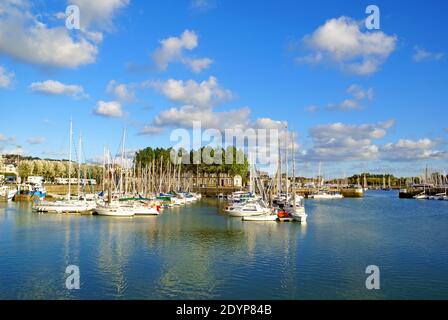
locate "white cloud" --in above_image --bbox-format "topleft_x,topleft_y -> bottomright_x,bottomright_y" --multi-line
413,46 -> 444,62
151,30 -> 213,72
190,0 -> 217,12
29,80 -> 87,99
68,0 -> 130,31
107,80 -> 135,102
254,118 -> 288,130
138,125 -> 164,136
0,134 -> 16,143
381,139 -> 446,161
184,57 -> 213,73
326,84 -> 374,111
147,76 -> 232,108
154,105 -> 251,130
302,120 -> 394,161
305,105 -> 319,113
27,137 -> 45,145
297,16 -> 397,75
93,100 -> 124,118
1,146 -> 24,156
0,0 -> 98,68
0,65 -> 14,88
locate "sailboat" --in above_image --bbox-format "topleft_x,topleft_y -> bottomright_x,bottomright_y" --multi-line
96,129 -> 135,217
34,122 -> 95,214
284,131 -> 307,223
227,154 -> 273,219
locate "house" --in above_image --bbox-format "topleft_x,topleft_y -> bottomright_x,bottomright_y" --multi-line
233,175 -> 242,187
27,176 -> 44,185
193,173 -> 244,188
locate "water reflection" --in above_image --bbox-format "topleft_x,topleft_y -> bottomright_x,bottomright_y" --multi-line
1,193 -> 448,299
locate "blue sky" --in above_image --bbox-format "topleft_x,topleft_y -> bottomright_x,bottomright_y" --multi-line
0,0 -> 447,177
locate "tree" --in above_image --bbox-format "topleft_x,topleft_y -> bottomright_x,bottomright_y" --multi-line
55,162 -> 67,177
44,161 -> 55,180
34,160 -> 44,176
18,161 -> 34,179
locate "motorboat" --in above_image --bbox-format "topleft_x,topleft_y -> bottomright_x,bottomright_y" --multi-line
309,190 -> 343,199
34,200 -> 96,214
95,203 -> 135,217
0,186 -> 17,201
228,200 -> 271,217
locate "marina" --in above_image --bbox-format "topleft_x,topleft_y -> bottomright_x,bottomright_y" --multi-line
0,0 -> 447,304
1,190 -> 447,300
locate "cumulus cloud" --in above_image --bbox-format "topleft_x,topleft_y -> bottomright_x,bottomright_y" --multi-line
27,137 -> 45,145
296,16 -> 397,75
29,80 -> 87,99
138,125 -> 165,136
0,65 -> 14,88
301,120 -> 395,161
93,100 -> 124,118
151,30 -> 213,73
0,0 -> 128,68
381,139 -> 446,161
326,84 -> 374,111
154,105 -> 251,130
0,0 -> 98,68
68,0 -> 129,31
413,46 -> 444,62
106,80 -> 135,102
147,76 -> 232,108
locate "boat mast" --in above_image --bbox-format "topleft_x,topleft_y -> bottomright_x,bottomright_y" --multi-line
120,128 -> 126,196
278,136 -> 282,194
285,125 -> 289,198
78,134 -> 82,200
291,131 -> 296,206
102,146 -> 106,193
68,120 -> 73,201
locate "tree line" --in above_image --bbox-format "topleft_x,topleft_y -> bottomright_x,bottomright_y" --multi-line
134,146 -> 250,184
17,160 -> 103,183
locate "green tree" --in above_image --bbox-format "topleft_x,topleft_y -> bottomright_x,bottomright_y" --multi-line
18,161 -> 34,179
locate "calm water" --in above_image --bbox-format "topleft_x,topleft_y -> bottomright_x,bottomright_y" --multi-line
1,190 -> 448,300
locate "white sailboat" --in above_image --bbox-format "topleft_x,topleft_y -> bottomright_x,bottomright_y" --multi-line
229,199 -> 272,217
96,129 -> 135,217
34,122 -> 95,214
285,131 -> 307,223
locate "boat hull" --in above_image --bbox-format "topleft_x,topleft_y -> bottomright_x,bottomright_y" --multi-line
242,215 -> 278,221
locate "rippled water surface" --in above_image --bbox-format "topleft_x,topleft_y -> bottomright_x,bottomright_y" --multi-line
1,190 -> 447,300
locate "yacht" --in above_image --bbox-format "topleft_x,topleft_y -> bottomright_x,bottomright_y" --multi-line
278,195 -> 307,223
95,202 -> 135,217
309,190 -> 343,199
228,199 -> 271,217
413,193 -> 428,200
34,200 -> 95,214
0,186 -> 17,201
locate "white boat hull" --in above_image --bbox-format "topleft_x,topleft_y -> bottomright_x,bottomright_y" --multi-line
34,201 -> 96,214
133,207 -> 160,216
309,194 -> 343,199
228,209 -> 271,217
242,215 -> 278,221
96,206 -> 135,217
